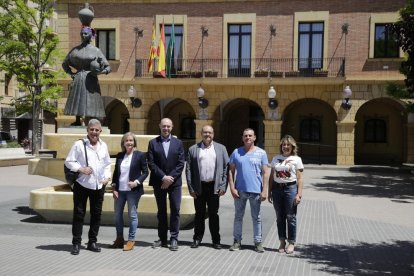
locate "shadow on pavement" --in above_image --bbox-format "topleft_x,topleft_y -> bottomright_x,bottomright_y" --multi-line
311,173 -> 414,200
36,244 -> 73,252
295,240 -> 414,275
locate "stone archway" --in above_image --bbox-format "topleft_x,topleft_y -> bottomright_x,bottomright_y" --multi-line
146,98 -> 196,152
355,98 -> 406,165
219,98 -> 264,154
104,97 -> 129,134
281,98 -> 337,164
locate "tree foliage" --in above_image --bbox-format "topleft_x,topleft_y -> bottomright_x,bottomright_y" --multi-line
0,0 -> 62,114
387,0 -> 414,113
0,0 -> 63,155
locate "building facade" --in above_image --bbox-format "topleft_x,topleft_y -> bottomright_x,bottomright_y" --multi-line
54,0 -> 412,165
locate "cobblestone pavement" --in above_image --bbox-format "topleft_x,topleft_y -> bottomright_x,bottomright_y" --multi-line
0,165 -> 413,275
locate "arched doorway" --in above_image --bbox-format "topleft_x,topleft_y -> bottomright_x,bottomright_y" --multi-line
104,97 -> 129,134
220,99 -> 264,154
146,98 -> 196,152
282,98 -> 337,164
355,98 -> 405,165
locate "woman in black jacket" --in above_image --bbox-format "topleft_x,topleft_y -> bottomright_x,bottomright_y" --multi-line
110,132 -> 149,251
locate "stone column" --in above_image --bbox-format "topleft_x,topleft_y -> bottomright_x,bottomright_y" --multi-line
128,118 -> 148,134
263,120 -> 283,160
336,121 -> 356,165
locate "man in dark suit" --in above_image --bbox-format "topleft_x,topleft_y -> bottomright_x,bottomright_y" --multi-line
147,118 -> 185,251
186,125 -> 229,249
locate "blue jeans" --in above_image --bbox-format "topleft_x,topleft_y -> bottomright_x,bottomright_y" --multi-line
272,183 -> 298,244
114,190 -> 142,241
233,191 -> 262,243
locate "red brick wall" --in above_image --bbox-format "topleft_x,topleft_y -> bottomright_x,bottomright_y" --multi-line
64,0 -> 406,78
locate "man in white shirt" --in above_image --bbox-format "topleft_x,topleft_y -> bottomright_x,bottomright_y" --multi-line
65,118 -> 112,255
186,125 -> 229,249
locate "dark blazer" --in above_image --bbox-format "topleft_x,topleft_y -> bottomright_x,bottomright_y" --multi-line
147,135 -> 185,187
112,150 -> 149,193
186,141 -> 229,195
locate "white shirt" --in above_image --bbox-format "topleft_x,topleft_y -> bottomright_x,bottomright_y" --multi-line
119,153 -> 133,191
270,154 -> 304,183
198,142 -> 216,182
65,138 -> 112,190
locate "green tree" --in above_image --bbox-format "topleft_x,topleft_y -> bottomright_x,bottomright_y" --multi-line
387,0 -> 414,113
0,0 -> 62,155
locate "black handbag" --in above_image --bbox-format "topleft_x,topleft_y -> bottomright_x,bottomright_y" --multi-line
64,140 -> 88,190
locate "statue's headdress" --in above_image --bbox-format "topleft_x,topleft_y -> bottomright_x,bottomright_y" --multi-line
78,3 -> 95,37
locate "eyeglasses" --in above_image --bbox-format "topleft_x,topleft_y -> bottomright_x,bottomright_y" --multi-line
88,128 -> 101,132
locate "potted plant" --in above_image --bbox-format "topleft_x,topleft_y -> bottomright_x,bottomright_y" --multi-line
285,70 -> 300,77
176,71 -> 191,78
314,69 -> 328,77
254,68 -> 269,77
191,71 -> 202,78
204,69 -> 218,78
270,71 -> 283,77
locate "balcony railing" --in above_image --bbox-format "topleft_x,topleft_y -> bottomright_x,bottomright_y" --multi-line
135,57 -> 345,78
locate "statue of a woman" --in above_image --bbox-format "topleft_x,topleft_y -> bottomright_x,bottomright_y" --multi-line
62,26 -> 111,124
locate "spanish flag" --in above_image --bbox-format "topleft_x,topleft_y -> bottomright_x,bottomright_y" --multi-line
148,20 -> 157,72
157,20 -> 166,77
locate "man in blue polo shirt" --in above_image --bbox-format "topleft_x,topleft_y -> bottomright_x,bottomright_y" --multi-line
228,128 -> 269,253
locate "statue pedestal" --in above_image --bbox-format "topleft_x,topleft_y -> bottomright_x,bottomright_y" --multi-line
28,134 -> 195,229
28,158 -> 194,229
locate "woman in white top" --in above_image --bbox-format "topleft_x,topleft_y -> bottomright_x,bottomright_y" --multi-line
110,132 -> 149,251
268,135 -> 304,254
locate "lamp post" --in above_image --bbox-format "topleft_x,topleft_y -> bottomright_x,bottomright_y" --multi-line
341,85 -> 352,110
128,85 -> 142,108
201,26 -> 208,77
267,85 -> 278,120
197,85 -> 208,119
197,85 -> 208,108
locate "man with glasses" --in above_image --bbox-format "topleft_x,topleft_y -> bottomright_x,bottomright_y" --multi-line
186,125 -> 229,249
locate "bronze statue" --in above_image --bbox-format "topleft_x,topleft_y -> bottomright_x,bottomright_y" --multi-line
62,3 -> 111,125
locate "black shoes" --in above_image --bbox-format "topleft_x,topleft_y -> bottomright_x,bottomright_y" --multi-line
170,240 -> 178,251
152,239 -> 169,248
213,243 -> 222,250
191,239 -> 221,249
191,239 -> 201,248
87,242 -> 101,252
71,244 -> 80,255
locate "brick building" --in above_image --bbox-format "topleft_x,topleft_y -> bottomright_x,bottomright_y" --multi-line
54,0 -> 412,165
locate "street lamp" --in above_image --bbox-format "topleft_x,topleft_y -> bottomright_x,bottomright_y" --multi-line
267,86 -> 278,109
197,85 -> 208,108
128,85 -> 142,108
341,85 -> 352,110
